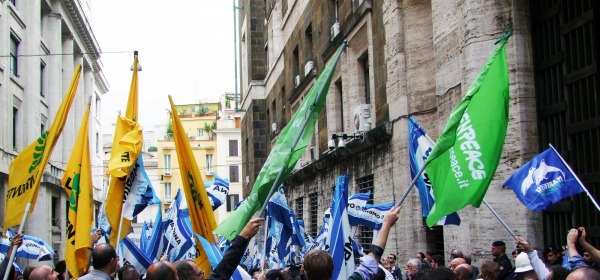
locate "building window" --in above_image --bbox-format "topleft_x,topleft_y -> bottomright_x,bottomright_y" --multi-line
164,182 -> 172,201
361,55 -> 371,104
9,0 -> 16,7
356,174 -> 374,246
198,128 -> 204,137
229,165 -> 239,182
308,192 -> 318,237
229,140 -> 238,156
293,46 -> 299,77
226,194 -> 239,212
13,107 -> 19,151
51,196 -> 59,227
95,94 -> 101,118
164,154 -> 172,175
96,132 -> 100,155
335,79 -> 344,131
206,154 -> 213,172
10,35 -> 19,76
295,197 -> 304,221
40,62 -> 46,97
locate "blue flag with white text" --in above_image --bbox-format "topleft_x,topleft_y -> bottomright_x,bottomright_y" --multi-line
119,237 -> 152,274
408,117 -> 461,226
328,175 -> 354,280
1,230 -> 55,261
146,204 -> 164,261
205,174 -> 230,211
503,147 -> 584,211
122,155 -> 161,220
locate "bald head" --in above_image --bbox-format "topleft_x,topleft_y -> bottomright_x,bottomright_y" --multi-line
450,258 -> 466,271
92,243 -> 117,271
29,266 -> 57,280
450,249 -> 463,259
566,267 -> 600,280
147,261 -> 178,280
174,260 -> 202,280
455,264 -> 472,280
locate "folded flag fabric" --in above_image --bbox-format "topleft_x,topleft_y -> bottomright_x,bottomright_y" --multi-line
503,147 -> 584,211
122,155 -> 161,220
408,117 -> 461,226
205,174 -> 230,211
1,230 -> 54,261
0,252 -> 23,275
328,175 -> 354,280
119,237 -> 152,274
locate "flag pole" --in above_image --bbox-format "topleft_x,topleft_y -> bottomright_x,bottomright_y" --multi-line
261,212 -> 270,272
549,144 -> 600,212
482,199 -> 517,240
257,41 -> 348,217
3,203 -> 31,280
164,224 -> 176,258
396,162 -> 430,207
115,208 -> 125,249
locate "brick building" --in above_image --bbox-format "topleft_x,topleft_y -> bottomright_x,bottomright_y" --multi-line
238,0 -> 599,265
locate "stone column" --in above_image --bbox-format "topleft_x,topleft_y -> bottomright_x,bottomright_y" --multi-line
61,34 -> 75,164
46,13 -> 63,165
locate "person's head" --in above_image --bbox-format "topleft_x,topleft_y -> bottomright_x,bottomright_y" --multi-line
117,265 -> 141,280
92,243 -> 118,273
425,251 -> 433,263
514,252 -> 537,280
147,261 -> 178,280
547,265 -> 570,280
174,260 -> 203,280
454,264 -> 472,280
511,249 -> 519,261
265,269 -> 284,280
303,250 -> 333,280
431,255 -> 445,268
480,261 -> 500,280
544,246 -> 561,265
388,253 -> 397,264
405,259 -> 421,276
413,267 -> 458,280
566,267 -> 600,280
491,241 -> 506,257
582,250 -> 594,265
416,252 -> 425,261
53,261 -> 65,280
382,258 -> 393,272
249,268 -> 261,280
29,266 -> 58,280
463,253 -> 472,265
450,249 -> 463,260
449,258 -> 466,271
24,266 -> 36,280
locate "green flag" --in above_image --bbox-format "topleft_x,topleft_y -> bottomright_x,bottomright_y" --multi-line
425,40 -> 509,227
215,43 -> 347,240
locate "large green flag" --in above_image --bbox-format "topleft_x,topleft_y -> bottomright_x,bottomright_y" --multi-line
425,40 -> 509,227
215,43 -> 346,240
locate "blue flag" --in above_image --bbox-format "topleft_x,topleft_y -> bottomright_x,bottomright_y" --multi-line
205,174 -> 230,211
266,186 -> 295,268
503,147 -> 585,211
145,205 -> 164,261
122,155 -> 161,220
408,117 -> 461,226
140,222 -> 149,254
328,175 -> 354,280
1,230 -> 55,261
119,237 -> 153,274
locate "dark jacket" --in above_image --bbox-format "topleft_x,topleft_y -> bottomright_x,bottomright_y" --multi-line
207,235 -> 249,280
494,254 -> 513,280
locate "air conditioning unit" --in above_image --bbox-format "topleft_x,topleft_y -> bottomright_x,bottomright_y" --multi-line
353,104 -> 372,132
304,61 -> 315,77
294,75 -> 301,87
271,122 -> 277,133
330,22 -> 340,41
227,115 -> 233,120
164,170 -> 172,176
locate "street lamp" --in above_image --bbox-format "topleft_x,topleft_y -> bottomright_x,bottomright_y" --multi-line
328,132 -> 364,150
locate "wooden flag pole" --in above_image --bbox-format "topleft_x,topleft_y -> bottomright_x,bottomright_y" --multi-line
3,203 -> 31,280
482,199 -> 517,240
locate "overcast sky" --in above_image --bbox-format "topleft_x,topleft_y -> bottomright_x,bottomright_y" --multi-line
92,1 -> 237,134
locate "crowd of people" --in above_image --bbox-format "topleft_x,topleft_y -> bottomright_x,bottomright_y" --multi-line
1,208 -> 599,280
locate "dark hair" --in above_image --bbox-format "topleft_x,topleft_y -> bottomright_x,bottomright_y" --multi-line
23,266 -> 36,280
549,265 -> 570,280
173,260 -> 196,280
303,250 -> 333,280
92,243 -> 117,269
413,268 -> 458,280
373,268 -> 386,280
147,262 -> 177,280
54,261 -> 66,280
417,252 -> 426,259
265,269 -> 284,280
389,253 -> 397,260
117,265 -> 140,280
432,255 -> 445,267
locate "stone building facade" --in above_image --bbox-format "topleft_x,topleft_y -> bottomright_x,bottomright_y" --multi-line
238,0 -> 598,265
0,0 -> 109,264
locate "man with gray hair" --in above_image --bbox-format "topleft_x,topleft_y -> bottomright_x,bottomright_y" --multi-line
404,259 -> 421,280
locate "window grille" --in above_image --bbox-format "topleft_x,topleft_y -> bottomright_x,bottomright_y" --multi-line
356,174 -> 374,247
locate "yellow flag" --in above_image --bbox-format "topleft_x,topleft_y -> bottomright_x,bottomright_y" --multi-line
106,52 -> 140,246
61,102 -> 93,278
3,65 -> 82,229
168,96 -> 217,274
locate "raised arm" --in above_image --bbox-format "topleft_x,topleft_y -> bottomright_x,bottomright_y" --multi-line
578,227 -> 600,263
